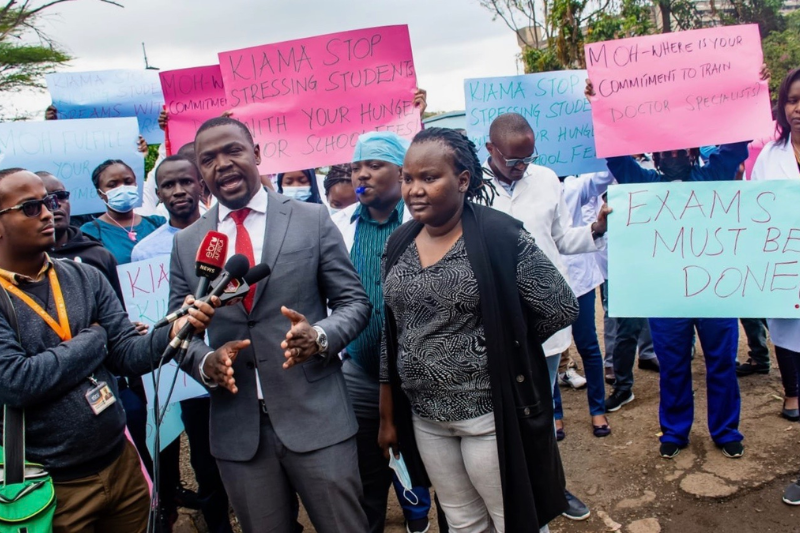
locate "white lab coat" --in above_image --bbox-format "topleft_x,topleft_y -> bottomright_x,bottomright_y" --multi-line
487,162 -> 605,356
561,172 -> 613,297
751,140 -> 800,351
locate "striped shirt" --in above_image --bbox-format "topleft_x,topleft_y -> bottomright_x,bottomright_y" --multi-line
346,200 -> 405,378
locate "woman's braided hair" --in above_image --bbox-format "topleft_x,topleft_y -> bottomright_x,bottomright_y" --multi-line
91,159 -> 135,189
411,127 -> 495,206
324,164 -> 352,196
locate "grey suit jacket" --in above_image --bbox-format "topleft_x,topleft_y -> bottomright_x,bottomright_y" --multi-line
169,189 -> 370,461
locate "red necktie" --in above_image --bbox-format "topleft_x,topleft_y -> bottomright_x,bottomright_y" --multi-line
230,208 -> 256,312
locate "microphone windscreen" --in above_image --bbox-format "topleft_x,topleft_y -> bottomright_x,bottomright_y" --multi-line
243,263 -> 271,285
224,253 -> 251,280
195,231 -> 229,279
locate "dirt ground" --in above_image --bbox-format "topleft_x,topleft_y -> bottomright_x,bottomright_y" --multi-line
175,297 -> 800,533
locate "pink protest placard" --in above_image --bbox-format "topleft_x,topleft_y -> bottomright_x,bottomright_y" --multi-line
585,24 -> 774,158
160,65 -> 227,151
218,25 -> 419,173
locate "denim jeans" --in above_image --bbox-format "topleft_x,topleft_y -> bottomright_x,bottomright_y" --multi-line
571,290 -> 607,415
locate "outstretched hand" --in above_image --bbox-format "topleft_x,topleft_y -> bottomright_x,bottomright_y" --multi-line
280,306 -> 319,369
202,339 -> 251,394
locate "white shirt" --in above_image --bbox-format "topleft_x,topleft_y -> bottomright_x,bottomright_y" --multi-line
486,161 -> 605,356
751,140 -> 800,351
137,143 -> 215,218
207,186 -> 269,398
561,172 -> 614,296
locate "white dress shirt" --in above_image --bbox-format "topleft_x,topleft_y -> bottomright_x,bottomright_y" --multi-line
751,140 -> 800,351
486,161 -> 605,356
561,172 -> 613,297
202,186 -> 269,398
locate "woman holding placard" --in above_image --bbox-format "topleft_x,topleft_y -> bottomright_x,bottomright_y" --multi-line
748,67 -> 800,505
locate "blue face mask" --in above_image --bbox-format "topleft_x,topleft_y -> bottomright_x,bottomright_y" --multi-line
388,448 -> 419,505
329,206 -> 342,216
102,185 -> 139,213
283,186 -> 312,202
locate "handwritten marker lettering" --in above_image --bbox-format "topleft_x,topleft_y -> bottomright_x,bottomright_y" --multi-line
585,24 -> 773,157
608,181 -> 800,319
217,25 -> 419,174
47,70 -> 165,145
464,70 -> 605,177
0,118 -> 143,216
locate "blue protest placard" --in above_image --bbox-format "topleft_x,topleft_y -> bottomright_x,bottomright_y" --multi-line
608,181 -> 800,318
46,70 -> 165,144
117,255 -> 208,409
0,117 -> 144,215
146,402 -> 183,456
464,70 -> 605,176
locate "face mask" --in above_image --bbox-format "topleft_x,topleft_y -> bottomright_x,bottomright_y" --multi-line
101,185 -> 139,213
388,448 -> 419,505
658,153 -> 693,182
329,206 -> 341,216
283,186 -> 312,202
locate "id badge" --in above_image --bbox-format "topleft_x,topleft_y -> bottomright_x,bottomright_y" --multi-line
85,381 -> 116,415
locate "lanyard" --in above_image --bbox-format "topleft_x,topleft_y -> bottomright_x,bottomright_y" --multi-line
0,267 -> 72,341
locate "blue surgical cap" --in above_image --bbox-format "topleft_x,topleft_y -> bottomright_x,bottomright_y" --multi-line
352,132 -> 410,167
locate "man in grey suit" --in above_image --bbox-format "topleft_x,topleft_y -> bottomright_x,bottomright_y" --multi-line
169,117 -> 371,533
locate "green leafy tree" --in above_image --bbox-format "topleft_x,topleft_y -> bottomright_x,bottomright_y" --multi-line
762,10 -> 800,105
0,1 -> 121,117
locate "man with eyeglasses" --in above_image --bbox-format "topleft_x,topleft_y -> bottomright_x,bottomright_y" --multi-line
484,112 -> 610,524
37,171 -> 124,302
0,167 -> 216,532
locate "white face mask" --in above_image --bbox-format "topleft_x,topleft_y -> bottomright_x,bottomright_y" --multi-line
328,206 -> 342,216
282,186 -> 312,202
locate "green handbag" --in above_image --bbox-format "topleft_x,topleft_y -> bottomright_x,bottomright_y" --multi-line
0,286 -> 56,533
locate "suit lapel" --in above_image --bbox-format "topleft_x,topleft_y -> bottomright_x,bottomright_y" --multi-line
252,189 -> 292,309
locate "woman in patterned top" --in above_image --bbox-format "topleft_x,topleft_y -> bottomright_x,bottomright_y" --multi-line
378,127 -> 579,533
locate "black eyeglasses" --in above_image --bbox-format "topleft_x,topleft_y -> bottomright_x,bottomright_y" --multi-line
51,190 -> 70,204
496,147 -> 539,168
0,194 -> 59,218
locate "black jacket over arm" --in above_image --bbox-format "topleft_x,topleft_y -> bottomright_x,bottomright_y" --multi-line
383,203 -> 574,531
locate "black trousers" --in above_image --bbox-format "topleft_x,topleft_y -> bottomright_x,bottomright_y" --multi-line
180,397 -> 234,533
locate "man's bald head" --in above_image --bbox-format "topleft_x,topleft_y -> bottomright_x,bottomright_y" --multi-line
489,112 -> 534,145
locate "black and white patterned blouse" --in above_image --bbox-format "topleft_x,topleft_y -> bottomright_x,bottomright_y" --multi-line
381,229 -> 578,422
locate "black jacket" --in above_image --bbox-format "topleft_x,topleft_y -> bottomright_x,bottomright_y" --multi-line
50,226 -> 124,302
383,203 -> 574,531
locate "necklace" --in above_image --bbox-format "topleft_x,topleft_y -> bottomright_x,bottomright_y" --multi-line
105,214 -> 137,241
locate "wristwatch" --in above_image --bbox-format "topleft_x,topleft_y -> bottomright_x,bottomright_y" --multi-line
313,326 -> 329,355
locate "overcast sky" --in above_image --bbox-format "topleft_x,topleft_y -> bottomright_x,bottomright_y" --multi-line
12,0 -> 522,118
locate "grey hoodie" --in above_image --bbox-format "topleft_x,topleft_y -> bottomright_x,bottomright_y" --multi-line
0,259 -> 171,480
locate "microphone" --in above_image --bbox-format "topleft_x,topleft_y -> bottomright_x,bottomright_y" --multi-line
194,231 -> 228,299
162,254 -> 250,361
154,231 -> 228,329
157,263 -> 271,326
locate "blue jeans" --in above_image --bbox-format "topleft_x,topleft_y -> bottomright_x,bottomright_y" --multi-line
571,291 -> 607,416
548,355 -> 563,420
649,318 -> 742,446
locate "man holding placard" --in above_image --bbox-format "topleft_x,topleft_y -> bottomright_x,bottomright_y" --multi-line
585,67 -> 757,458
